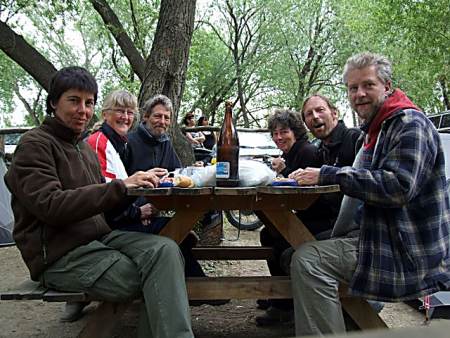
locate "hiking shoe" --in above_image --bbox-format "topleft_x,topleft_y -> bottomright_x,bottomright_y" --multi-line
255,306 -> 294,326
256,299 -> 270,310
60,301 -> 90,322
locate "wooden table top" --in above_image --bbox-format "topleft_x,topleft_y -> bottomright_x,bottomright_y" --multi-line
128,184 -> 340,197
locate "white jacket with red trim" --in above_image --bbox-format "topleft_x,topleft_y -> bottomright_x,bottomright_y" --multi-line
87,130 -> 128,181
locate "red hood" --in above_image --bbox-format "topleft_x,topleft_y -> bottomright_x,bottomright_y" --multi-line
364,89 -> 420,150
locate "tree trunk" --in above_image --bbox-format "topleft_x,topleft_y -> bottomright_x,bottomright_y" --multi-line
138,0 -> 197,165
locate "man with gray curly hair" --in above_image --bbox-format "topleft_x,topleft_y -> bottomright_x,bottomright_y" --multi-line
124,94 -> 181,174
288,52 -> 450,336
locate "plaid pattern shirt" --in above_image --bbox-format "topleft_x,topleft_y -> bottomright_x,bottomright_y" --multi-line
320,109 -> 450,301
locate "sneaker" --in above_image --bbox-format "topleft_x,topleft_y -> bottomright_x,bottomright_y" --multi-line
60,301 -> 90,322
256,299 -> 270,310
182,231 -> 200,249
255,306 -> 294,326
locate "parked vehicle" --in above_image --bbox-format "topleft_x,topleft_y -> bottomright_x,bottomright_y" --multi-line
428,111 -> 450,132
4,133 -> 21,157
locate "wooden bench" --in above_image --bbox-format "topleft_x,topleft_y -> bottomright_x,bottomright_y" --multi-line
1,245 -> 387,337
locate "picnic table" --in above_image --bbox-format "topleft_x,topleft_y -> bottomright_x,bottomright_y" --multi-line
1,184 -> 387,337
129,184 -> 388,331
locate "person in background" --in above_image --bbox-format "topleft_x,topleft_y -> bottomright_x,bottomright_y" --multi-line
197,116 -> 216,150
4,66 -> 194,338
183,112 -> 205,147
289,52 -> 450,336
256,108 -> 321,326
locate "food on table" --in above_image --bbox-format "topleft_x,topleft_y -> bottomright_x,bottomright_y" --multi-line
174,175 -> 195,188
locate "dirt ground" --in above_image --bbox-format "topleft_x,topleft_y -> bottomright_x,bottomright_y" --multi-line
0,223 -> 446,338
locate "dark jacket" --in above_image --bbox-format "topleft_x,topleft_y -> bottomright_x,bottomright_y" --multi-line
299,122 -> 362,235
124,122 -> 182,174
317,120 -> 362,167
280,138 -> 321,177
4,117 -> 126,280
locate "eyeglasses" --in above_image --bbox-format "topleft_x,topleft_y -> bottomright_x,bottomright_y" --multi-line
187,116 -> 194,120
111,108 -> 135,117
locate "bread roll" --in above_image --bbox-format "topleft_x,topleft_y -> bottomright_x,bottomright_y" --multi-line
174,175 -> 195,188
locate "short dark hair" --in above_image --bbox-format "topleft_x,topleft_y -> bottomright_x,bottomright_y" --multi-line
301,93 -> 337,120
267,109 -> 308,141
46,66 -> 98,115
197,116 -> 208,126
183,112 -> 195,126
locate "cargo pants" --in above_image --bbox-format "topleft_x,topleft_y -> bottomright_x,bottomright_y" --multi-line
290,237 -> 358,336
41,230 -> 194,338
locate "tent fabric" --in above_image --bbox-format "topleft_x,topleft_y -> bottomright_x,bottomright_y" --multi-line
0,153 -> 14,246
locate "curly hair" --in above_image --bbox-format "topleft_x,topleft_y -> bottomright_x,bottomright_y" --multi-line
267,109 -> 308,142
142,94 -> 173,117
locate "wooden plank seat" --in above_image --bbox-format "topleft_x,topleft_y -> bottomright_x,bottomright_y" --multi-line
0,276 -> 373,301
1,276 -> 387,337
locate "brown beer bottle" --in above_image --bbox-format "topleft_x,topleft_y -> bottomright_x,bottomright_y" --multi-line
216,101 -> 240,187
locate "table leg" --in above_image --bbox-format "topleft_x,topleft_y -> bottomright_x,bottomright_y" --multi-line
341,297 -> 388,329
257,209 -> 315,248
158,209 -> 205,244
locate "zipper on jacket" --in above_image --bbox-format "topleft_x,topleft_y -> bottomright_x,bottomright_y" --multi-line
75,143 -> 96,185
41,225 -> 48,265
75,143 -> 103,235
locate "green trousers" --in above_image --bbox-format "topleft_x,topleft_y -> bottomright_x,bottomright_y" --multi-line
41,230 -> 194,338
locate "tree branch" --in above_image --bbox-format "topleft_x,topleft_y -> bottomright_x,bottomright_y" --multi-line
89,0 -> 145,81
0,20 -> 56,91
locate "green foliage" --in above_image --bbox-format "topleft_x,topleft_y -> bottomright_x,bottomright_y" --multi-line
336,0 -> 449,114
1,0 -> 448,128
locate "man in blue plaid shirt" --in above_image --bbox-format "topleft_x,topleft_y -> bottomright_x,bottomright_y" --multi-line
289,52 -> 450,336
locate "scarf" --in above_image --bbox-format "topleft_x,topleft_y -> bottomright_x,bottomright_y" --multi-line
100,122 -> 128,159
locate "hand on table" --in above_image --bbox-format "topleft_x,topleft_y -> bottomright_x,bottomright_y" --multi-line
271,157 -> 286,174
288,167 -> 321,185
123,171 -> 159,189
148,167 -> 168,178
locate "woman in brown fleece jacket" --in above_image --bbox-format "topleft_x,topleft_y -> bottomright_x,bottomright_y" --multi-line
4,67 -> 194,338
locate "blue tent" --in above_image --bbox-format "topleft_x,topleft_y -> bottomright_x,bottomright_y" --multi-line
0,153 -> 14,246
